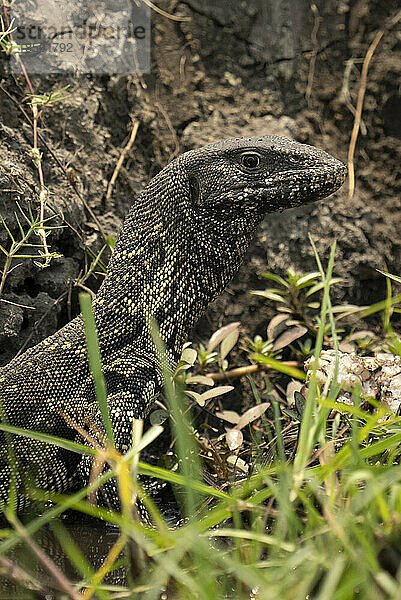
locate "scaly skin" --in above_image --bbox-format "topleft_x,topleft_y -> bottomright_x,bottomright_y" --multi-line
0,135 -> 346,507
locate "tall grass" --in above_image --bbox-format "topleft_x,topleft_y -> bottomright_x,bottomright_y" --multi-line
0,251 -> 401,598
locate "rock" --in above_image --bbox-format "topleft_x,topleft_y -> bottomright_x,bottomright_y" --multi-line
0,292 -> 61,365
36,257 -> 79,298
304,350 -> 401,415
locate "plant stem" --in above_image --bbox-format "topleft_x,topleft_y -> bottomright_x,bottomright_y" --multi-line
3,4 -> 51,266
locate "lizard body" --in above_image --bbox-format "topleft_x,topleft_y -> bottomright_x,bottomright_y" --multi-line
0,135 -> 346,507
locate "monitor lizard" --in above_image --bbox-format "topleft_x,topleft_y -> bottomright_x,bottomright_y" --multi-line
0,135 -> 347,508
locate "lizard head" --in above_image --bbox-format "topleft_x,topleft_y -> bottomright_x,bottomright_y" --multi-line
179,135 -> 347,235
99,135 -> 346,353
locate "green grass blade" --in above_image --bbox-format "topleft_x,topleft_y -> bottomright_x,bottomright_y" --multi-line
150,320 -> 202,520
79,293 -> 114,447
0,423 -> 96,457
206,528 -> 295,552
137,462 -> 228,500
293,241 -> 336,477
250,354 -> 305,379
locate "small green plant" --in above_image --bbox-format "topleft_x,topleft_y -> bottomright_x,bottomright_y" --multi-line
0,15 -> 18,54
196,322 -> 240,372
26,85 -> 71,106
251,268 -> 342,331
0,203 -> 63,299
196,342 -> 219,370
245,334 -> 273,356
171,342 -> 233,408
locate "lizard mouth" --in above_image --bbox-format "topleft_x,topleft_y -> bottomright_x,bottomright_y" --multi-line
237,163 -> 347,209
194,162 -> 347,211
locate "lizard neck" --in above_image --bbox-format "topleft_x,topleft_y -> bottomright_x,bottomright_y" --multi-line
94,164 -> 254,362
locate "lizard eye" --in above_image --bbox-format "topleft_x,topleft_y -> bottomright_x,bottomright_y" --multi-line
240,152 -> 261,169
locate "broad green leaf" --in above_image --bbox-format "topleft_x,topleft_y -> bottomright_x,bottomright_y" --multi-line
220,328 -> 240,360
250,290 -> 286,302
261,272 -> 289,287
207,322 -> 240,352
186,375 -> 214,386
305,278 -> 343,297
181,347 -> 198,366
295,272 -> 321,287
